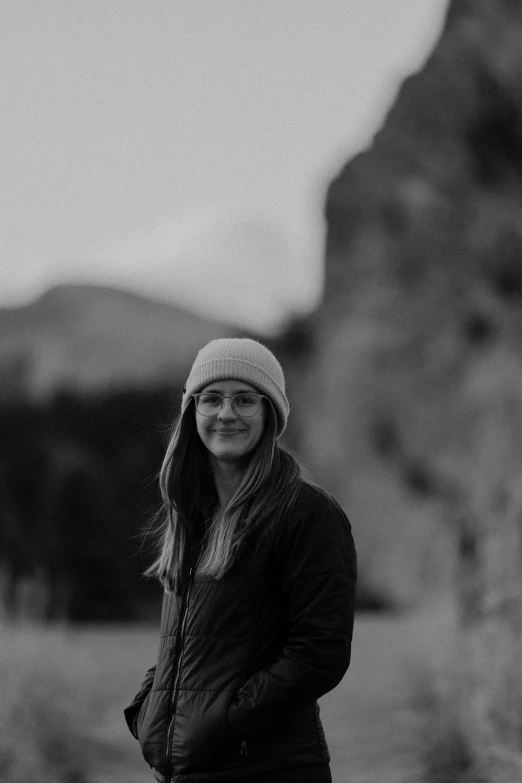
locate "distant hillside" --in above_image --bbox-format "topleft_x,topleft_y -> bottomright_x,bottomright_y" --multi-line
0,284 -> 235,400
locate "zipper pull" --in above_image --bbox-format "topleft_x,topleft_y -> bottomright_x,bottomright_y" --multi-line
240,740 -> 248,757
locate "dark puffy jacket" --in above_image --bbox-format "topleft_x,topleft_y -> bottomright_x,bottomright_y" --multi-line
124,481 -> 356,782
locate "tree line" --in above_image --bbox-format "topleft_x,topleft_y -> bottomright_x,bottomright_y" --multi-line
0,386 -> 177,622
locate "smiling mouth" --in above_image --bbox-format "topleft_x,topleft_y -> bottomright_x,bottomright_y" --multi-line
214,430 -> 243,435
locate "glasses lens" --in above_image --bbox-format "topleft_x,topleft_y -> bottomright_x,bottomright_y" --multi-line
196,393 -> 223,415
232,394 -> 261,416
195,393 -> 262,416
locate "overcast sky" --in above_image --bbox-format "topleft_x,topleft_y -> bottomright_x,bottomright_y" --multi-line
3,1 -> 448,331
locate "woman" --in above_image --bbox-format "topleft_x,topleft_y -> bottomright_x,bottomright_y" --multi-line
124,338 -> 357,783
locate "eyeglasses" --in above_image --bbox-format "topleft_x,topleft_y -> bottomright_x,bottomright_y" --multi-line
193,392 -> 267,417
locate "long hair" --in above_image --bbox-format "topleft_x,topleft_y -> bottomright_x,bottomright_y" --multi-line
144,398 -> 302,592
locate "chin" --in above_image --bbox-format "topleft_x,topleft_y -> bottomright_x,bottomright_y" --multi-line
212,446 -> 250,463
215,450 -> 246,462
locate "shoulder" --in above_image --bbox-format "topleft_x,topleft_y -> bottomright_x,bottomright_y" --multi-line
284,479 -> 355,553
276,480 -> 357,581
292,480 -> 352,529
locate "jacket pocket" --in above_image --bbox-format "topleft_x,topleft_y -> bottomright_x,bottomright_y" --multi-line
169,688 -> 238,769
135,691 -> 151,740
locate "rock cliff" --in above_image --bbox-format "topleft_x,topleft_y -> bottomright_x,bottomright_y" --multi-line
311,0 -> 522,605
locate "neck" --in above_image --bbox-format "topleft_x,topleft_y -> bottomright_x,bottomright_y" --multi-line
210,458 -> 246,508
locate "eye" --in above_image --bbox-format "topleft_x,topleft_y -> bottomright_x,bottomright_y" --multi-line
234,394 -> 260,411
235,394 -> 257,405
199,393 -> 222,406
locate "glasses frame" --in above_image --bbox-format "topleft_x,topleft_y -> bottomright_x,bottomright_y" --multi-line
192,392 -> 268,417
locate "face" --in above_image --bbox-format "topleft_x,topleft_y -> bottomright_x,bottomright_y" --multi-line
195,379 -> 267,465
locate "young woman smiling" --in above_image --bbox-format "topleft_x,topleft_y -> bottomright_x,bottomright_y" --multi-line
124,338 -> 357,783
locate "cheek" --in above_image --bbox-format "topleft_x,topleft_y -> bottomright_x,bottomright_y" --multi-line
195,415 -> 209,443
251,413 -> 267,446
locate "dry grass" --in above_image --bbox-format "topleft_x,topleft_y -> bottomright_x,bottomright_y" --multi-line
319,599 -> 460,783
0,623 -> 157,783
414,624 -> 522,783
416,677 -> 481,783
5,604 -> 512,783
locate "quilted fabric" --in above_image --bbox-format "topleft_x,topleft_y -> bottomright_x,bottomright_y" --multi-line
124,481 -> 357,782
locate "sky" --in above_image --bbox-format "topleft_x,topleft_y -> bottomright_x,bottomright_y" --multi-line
2,1 -> 449,332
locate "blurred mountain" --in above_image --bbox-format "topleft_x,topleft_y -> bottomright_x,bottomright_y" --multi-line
306,0 -> 522,604
0,284 -> 234,399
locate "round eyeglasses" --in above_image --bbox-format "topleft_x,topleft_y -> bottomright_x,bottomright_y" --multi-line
193,392 -> 267,417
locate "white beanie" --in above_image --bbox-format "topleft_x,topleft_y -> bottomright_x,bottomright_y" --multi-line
182,338 -> 289,435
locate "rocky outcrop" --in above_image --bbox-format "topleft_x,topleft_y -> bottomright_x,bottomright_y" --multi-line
309,0 -> 522,607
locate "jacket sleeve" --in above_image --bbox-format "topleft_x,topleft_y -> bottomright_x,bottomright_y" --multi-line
227,488 -> 356,736
123,665 -> 156,739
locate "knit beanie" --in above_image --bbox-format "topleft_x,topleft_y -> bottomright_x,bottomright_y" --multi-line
181,338 -> 289,435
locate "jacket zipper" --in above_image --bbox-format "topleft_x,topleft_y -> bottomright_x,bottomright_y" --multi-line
165,551 -> 202,783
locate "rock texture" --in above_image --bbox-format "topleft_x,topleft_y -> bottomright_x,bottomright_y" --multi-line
308,0 -> 522,606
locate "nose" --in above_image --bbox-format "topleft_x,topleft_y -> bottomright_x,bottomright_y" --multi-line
217,397 -> 237,420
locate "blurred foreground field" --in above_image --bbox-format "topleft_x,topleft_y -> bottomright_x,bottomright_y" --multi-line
0,601 -> 457,783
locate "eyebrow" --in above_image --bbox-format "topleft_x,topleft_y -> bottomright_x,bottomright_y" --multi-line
200,387 -> 256,394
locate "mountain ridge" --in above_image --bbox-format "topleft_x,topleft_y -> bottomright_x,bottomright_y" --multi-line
0,283 -> 236,400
